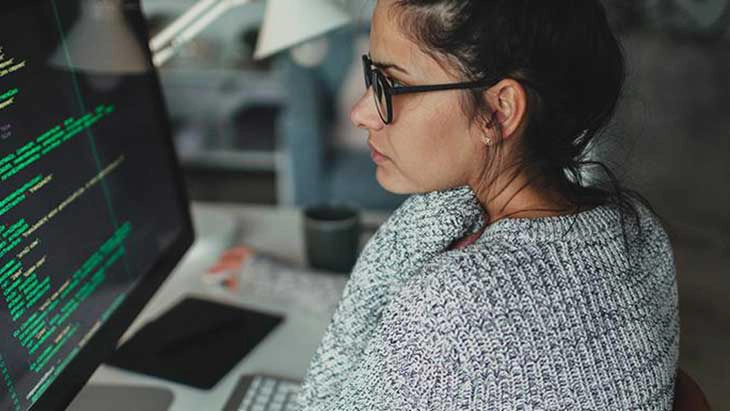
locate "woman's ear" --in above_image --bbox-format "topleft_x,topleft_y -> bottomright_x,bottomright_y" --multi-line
483,79 -> 528,142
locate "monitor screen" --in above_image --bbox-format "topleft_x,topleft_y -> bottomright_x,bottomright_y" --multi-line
0,0 -> 194,410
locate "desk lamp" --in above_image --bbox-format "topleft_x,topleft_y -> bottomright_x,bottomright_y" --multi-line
152,0 -> 354,67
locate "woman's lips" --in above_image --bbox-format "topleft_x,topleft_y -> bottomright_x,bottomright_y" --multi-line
368,141 -> 389,164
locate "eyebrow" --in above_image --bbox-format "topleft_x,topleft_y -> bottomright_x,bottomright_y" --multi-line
368,53 -> 411,76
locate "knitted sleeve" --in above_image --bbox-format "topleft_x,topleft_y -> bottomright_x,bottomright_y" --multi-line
295,186 -> 488,410
338,251 -> 677,411
344,253 -> 511,410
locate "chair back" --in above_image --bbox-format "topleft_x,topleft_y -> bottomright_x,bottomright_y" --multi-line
674,368 -> 711,411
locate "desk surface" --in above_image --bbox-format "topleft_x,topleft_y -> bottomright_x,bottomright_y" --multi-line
83,202 -> 389,411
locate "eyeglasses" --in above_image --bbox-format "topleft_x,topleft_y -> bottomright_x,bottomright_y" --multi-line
362,54 -> 500,124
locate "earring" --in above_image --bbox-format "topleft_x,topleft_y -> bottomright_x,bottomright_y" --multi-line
483,118 -> 496,146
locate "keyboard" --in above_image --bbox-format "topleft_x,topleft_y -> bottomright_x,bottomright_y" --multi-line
223,374 -> 301,411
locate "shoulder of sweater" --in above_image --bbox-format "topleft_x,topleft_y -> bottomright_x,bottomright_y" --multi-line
420,238 -> 552,282
396,216 -> 676,311
383,245 -> 549,346
393,243 -> 527,309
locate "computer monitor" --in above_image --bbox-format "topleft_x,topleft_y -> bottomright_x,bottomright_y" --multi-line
0,0 -> 194,410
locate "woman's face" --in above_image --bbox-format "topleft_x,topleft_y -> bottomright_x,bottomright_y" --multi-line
350,0 -> 486,195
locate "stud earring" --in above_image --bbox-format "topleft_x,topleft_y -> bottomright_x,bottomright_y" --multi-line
481,135 -> 493,146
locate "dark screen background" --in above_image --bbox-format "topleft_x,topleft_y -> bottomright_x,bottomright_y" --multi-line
0,1 -> 186,409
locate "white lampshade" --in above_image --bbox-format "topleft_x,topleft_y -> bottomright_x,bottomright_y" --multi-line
253,0 -> 353,60
50,0 -> 150,74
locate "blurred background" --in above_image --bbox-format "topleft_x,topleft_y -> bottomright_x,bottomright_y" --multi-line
139,0 -> 728,407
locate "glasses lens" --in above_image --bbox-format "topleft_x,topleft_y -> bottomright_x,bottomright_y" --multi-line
373,73 -> 389,123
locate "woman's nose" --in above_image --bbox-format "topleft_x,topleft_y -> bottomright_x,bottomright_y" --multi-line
350,88 -> 384,131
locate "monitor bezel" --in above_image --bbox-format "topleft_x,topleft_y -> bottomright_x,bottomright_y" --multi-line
0,1 -> 195,410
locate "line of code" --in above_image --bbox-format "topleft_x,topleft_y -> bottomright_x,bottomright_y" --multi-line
22,155 -> 124,239
0,103 -> 116,182
0,88 -> 19,111
0,46 -> 27,79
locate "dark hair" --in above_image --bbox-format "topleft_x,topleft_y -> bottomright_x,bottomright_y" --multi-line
390,0 -> 665,253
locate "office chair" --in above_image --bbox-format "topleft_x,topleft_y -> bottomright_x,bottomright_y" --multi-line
674,368 -> 711,411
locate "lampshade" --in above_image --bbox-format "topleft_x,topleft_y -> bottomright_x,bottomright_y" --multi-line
50,0 -> 150,74
253,0 -> 353,60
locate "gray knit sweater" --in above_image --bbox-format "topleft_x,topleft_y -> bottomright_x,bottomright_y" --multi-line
295,185 -> 680,410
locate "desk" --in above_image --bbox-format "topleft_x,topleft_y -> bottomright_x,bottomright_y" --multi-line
80,202 -> 389,411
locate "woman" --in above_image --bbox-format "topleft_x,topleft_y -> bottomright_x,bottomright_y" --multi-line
212,0 -> 680,409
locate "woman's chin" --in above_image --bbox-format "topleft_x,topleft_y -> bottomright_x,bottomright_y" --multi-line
375,167 -> 416,195
376,167 -> 467,195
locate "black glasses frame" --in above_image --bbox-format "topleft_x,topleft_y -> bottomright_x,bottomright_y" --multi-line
362,54 -> 500,124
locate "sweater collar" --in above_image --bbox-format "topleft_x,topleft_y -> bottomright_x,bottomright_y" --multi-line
474,201 -> 626,244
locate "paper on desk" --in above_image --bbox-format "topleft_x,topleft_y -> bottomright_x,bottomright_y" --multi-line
204,253 -> 348,316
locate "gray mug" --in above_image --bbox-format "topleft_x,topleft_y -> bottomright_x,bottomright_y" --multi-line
303,205 -> 361,274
